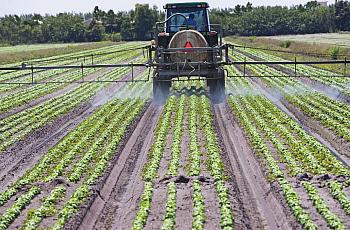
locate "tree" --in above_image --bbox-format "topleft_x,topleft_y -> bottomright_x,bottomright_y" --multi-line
335,0 -> 350,31
105,10 -> 116,33
134,4 -> 157,40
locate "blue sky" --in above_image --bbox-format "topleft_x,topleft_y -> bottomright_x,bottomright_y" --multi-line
0,0 -> 333,16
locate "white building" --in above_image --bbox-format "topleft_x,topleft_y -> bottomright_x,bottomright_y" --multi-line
318,1 -> 328,6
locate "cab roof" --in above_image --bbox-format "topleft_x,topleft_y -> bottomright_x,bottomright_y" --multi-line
164,2 -> 209,9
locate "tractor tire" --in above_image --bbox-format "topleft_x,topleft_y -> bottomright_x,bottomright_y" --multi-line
208,69 -> 225,103
153,79 -> 171,104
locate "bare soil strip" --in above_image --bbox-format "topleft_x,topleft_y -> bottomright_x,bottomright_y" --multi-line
293,185 -> 330,228
201,181 -> 221,230
75,103 -> 161,230
174,183 -> 193,230
144,184 -> 168,230
174,107 -> 193,229
213,103 -> 301,230
317,185 -> 350,228
144,111 -> 176,229
197,121 -> 221,229
0,102 -> 93,189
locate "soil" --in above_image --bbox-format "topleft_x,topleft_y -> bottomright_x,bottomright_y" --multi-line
213,103 -> 301,230
74,103 -> 161,230
174,107 -> 193,229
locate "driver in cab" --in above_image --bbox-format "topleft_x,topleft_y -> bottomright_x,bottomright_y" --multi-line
187,13 -> 197,29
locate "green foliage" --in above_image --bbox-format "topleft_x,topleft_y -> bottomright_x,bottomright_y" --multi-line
210,1 -> 350,36
1,1 -> 350,44
0,4 -> 163,44
280,40 -> 293,48
103,32 -> 122,42
328,46 -> 341,60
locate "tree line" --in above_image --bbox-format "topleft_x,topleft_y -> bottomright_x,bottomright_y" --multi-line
0,4 -> 164,45
211,1 -> 350,36
0,1 -> 350,45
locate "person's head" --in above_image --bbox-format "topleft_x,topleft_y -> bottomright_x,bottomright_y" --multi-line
189,14 -> 195,20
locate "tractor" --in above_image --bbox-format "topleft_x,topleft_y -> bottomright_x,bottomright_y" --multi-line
149,2 -> 228,103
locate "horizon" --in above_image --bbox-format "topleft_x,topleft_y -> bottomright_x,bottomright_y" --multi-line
0,0 -> 334,17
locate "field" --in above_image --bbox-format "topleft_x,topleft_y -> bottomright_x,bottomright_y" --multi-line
0,43 -> 100,54
262,33 -> 350,47
0,41 -> 350,230
0,42 -> 119,65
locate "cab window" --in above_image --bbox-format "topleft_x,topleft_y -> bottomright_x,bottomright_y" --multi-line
166,8 -> 209,33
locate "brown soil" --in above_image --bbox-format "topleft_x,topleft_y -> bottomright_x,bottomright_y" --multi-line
174,182 -> 193,230
316,185 -> 350,228
73,103 -> 161,230
0,102 -> 93,189
174,106 -> 193,229
292,185 -> 330,229
143,109 -> 176,230
213,103 -> 301,229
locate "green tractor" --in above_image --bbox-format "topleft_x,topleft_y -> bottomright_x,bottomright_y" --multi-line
150,2 -> 228,103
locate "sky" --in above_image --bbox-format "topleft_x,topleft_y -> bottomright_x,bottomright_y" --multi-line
0,0 -> 334,16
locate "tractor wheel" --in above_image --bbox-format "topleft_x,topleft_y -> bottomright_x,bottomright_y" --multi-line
208,69 -> 225,103
153,79 -> 170,104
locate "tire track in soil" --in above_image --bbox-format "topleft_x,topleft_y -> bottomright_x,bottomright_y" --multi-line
74,103 -> 161,230
0,68 -> 145,191
213,102 -> 301,230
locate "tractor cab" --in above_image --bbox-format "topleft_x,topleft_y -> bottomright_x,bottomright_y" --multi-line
156,2 -> 219,48
165,2 -> 210,33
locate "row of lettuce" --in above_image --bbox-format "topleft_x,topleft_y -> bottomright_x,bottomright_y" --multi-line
232,50 -> 350,144
0,96 -> 147,229
226,63 -> 350,229
234,46 -> 350,97
0,55 -> 147,153
132,82 -> 234,230
0,43 -> 144,113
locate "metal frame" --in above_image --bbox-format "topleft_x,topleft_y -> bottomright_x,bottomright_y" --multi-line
1,44 -> 349,86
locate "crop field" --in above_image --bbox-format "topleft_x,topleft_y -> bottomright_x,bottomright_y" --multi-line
262,33 -> 350,47
0,43 -> 97,54
0,41 -> 350,230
